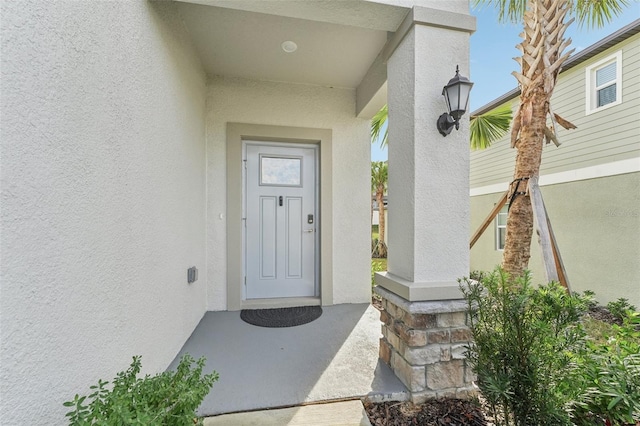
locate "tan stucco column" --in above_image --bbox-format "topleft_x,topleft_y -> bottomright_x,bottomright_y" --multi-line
375,7 -> 476,302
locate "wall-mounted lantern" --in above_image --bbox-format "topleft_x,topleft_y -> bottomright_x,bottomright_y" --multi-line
436,66 -> 474,137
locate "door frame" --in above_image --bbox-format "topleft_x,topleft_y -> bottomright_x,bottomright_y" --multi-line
226,123 -> 333,311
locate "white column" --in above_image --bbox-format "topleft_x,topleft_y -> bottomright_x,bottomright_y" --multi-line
375,7 -> 475,301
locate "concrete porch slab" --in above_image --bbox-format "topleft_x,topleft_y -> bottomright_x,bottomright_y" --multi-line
168,303 -> 408,416
203,400 -> 371,426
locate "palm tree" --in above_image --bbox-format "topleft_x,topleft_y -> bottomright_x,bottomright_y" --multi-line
372,104 -> 512,149
479,0 -> 628,277
371,161 -> 388,258
371,105 -> 388,148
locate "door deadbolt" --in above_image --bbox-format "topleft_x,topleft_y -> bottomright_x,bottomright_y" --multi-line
307,214 -> 314,224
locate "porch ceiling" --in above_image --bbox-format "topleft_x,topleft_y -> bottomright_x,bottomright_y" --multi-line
174,0 -> 409,89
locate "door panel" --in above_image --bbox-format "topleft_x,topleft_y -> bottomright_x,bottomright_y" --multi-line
286,197 -> 303,279
245,143 -> 317,299
259,196 -> 277,279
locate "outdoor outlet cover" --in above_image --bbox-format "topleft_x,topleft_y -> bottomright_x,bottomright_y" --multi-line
187,266 -> 198,284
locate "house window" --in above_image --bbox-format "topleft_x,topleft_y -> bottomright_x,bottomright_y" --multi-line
586,51 -> 622,114
496,206 -> 508,251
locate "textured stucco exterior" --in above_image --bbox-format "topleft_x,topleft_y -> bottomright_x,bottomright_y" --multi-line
206,76 -> 372,311
379,10 -> 472,301
471,173 -> 640,308
1,0 -> 474,422
0,2 -> 207,424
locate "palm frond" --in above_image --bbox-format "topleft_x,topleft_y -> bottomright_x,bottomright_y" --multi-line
574,0 -> 630,29
469,104 -> 513,150
473,0 -> 527,23
371,161 -> 388,192
371,105 -> 388,148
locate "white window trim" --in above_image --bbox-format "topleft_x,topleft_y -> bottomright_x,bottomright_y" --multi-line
585,50 -> 622,115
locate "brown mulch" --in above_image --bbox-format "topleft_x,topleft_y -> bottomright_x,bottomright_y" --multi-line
364,398 -> 488,426
587,305 -> 622,325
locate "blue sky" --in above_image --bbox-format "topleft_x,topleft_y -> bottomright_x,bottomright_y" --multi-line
371,4 -> 640,161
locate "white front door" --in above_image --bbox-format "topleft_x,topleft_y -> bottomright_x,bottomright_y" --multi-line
245,143 -> 318,299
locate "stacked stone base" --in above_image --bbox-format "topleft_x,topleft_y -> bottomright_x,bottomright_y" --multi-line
375,286 -> 476,404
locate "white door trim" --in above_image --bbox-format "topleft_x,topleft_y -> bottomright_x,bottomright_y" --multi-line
226,123 -> 333,311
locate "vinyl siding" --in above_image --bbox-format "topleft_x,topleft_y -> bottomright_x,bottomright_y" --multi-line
470,32 -> 640,189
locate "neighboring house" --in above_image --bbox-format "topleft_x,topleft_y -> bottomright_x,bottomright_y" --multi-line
470,19 -> 640,308
1,1 -> 475,423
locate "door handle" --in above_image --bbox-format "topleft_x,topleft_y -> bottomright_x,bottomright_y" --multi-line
304,229 -> 314,233
279,196 -> 283,206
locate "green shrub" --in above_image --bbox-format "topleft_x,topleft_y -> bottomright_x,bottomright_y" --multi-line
371,259 -> 386,287
460,267 -> 588,426
469,270 -> 486,282
582,316 -> 615,346
606,298 -> 638,323
64,354 -> 218,425
572,312 -> 640,425
582,290 -> 598,310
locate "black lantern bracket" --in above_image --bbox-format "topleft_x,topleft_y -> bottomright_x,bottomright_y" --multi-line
437,113 -> 457,136
437,65 -> 474,137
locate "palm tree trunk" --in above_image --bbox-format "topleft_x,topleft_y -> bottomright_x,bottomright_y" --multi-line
376,186 -> 387,258
502,91 -> 547,278
501,0 -> 574,278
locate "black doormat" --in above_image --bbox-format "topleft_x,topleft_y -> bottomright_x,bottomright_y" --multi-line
240,306 -> 323,328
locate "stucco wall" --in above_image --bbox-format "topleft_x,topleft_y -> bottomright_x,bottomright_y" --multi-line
206,76 -> 371,310
0,2 -> 207,424
470,173 -> 640,308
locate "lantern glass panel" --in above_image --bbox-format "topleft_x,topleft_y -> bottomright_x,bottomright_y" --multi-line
457,82 -> 472,113
444,84 -> 459,114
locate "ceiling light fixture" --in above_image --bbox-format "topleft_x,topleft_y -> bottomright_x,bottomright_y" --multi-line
281,41 -> 298,53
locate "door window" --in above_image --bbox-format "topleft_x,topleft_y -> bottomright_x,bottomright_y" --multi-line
260,156 -> 302,186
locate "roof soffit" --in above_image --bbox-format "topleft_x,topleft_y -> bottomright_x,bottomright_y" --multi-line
174,1 -> 399,88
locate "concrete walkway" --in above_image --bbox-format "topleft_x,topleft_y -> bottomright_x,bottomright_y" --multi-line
203,400 -> 371,425
168,303 -> 408,416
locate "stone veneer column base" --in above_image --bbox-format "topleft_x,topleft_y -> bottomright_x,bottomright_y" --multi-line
374,286 -> 477,404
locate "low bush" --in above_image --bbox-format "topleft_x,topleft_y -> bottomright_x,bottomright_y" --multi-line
64,354 -> 218,425
469,270 -> 486,282
572,312 -> 640,425
606,298 -> 638,323
462,269 -> 640,425
371,259 -> 386,288
460,267 -> 588,426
